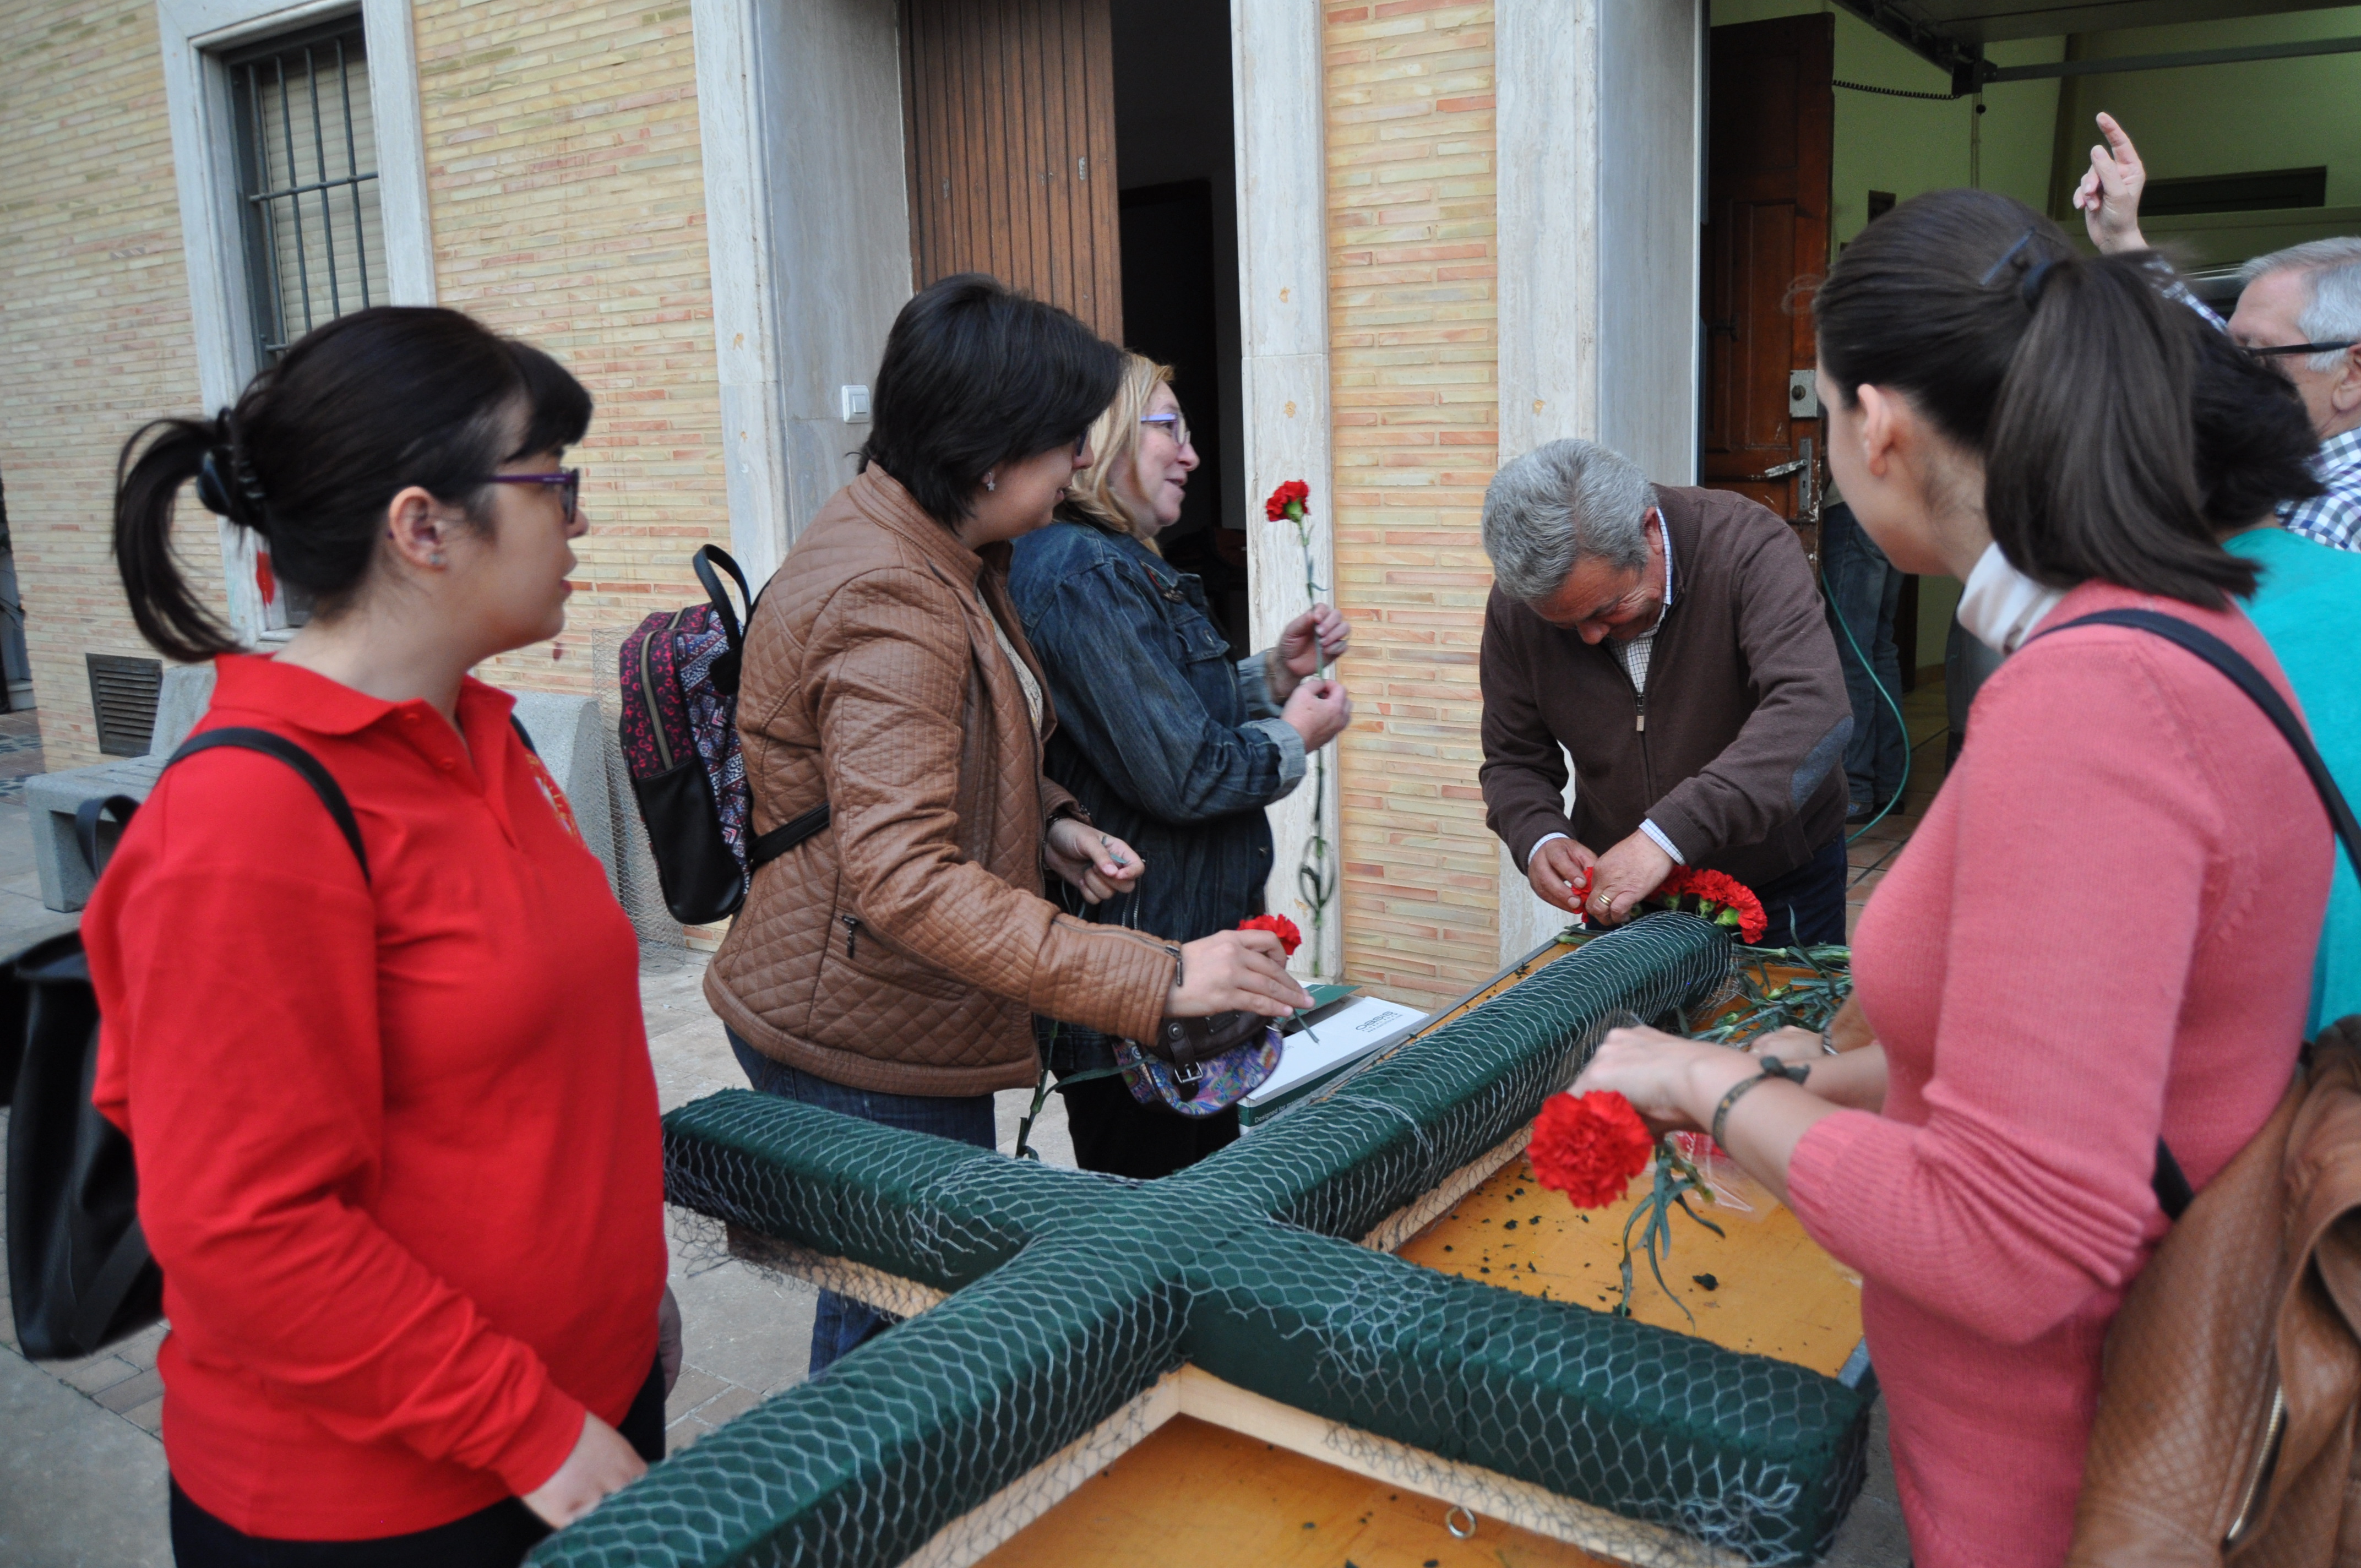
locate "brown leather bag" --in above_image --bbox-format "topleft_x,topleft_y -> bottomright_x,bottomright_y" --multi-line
2070,1019 -> 2361,1566
2058,611 -> 2361,1565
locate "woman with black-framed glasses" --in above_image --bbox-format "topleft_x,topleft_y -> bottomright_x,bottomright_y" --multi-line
90,305 -> 670,1566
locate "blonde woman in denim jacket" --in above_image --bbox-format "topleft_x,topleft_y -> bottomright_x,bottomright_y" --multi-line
1008,356 -> 1352,1177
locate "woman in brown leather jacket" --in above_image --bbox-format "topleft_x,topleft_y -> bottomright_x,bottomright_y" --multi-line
705,275 -> 1310,1375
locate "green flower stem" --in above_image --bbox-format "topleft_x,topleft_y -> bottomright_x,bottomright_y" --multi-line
1285,498 -> 1335,979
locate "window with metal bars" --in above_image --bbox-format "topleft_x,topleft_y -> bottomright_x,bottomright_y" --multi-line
225,19 -> 384,369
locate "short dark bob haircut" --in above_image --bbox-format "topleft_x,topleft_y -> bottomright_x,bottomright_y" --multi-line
860,274 -> 1123,528
1815,188 -> 2255,608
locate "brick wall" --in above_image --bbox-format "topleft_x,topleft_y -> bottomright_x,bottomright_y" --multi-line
0,1 -> 229,770
0,0 -> 723,772
1323,0 -> 1500,1008
412,0 -> 727,697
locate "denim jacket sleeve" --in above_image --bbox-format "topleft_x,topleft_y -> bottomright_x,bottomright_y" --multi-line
1026,551 -> 1304,824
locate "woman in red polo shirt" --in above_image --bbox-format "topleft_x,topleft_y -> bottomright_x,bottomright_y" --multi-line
85,306 -> 667,1565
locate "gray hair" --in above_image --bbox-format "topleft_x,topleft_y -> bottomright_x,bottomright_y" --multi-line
1481,438 -> 1654,603
2240,236 -> 2361,375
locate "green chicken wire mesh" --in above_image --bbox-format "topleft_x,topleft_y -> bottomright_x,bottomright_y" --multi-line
533,913 -> 1874,1568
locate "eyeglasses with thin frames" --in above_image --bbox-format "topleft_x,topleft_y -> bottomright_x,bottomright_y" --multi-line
2246,340 -> 2358,360
1141,412 -> 1192,450
482,468 -> 581,519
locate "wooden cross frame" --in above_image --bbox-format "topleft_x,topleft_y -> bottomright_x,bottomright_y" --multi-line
531,917 -> 1873,1568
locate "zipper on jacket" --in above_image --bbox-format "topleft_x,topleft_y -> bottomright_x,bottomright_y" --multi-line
1609,652 -> 1657,804
841,914 -> 861,961
2222,1382 -> 2288,1549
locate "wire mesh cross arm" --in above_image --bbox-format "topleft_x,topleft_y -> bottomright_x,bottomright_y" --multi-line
1182,913 -> 1737,1240
537,1227 -> 1194,1568
554,914 -> 1865,1568
1185,1227 -> 1871,1564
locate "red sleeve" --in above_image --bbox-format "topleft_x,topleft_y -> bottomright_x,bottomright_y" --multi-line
1785,640 -> 2217,1346
88,752 -> 584,1496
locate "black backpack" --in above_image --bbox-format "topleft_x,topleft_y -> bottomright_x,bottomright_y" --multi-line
617,546 -> 829,924
3,728 -> 367,1359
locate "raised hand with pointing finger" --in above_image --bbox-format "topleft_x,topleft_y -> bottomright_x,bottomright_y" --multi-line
2071,112 -> 2148,255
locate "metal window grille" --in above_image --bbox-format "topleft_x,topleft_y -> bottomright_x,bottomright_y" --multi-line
225,21 -> 384,368
88,655 -> 163,758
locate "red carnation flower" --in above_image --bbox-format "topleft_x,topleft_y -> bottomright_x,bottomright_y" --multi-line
1239,913 -> 1302,956
1264,480 -> 1311,522
1660,867 -> 1768,943
1528,1090 -> 1655,1209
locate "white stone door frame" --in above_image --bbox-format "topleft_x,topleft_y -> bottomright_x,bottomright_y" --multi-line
696,0 -> 1341,976
158,0 -> 434,645
1232,0 -> 1339,978
1493,0 -> 1706,962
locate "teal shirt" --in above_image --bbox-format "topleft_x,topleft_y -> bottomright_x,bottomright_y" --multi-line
2225,527 -> 2361,1035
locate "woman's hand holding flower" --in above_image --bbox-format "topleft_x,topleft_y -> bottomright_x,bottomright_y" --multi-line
1267,603 -> 1351,701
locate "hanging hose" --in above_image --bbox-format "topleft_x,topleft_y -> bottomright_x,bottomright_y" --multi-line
1825,578 -> 1913,845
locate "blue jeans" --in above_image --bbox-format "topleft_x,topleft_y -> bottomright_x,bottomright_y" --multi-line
1750,835 -> 1851,948
726,1030 -> 997,1377
1820,503 -> 1907,810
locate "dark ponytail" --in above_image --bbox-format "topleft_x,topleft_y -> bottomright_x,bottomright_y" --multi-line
1814,189 -> 2255,608
114,306 -> 593,662
2188,323 -> 2325,534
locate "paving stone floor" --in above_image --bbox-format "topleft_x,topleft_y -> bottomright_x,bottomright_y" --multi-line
0,693 -> 1928,1566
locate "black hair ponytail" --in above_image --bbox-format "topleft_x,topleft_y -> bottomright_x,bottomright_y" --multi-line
112,305 -> 593,663
1815,189 -> 2255,608
115,414 -> 244,663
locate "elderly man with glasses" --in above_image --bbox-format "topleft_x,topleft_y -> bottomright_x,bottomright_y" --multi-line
2076,113 -> 2361,549
1477,438 -> 1854,944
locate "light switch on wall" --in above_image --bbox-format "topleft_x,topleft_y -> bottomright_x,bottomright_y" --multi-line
840,384 -> 872,423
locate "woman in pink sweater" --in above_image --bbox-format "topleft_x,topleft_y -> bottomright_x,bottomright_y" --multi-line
1573,190 -> 2333,1567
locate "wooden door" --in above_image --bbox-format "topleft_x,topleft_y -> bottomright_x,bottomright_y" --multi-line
901,0 -> 1123,341
1701,14 -> 1831,529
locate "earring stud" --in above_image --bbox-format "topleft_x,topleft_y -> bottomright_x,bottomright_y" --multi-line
983,472 -> 996,492
429,552 -> 447,567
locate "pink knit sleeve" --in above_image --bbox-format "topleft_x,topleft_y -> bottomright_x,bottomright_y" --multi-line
1786,640 -> 2223,1347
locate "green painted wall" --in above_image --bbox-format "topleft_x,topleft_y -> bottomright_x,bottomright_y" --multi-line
2060,7 -> 2361,210
1708,0 -> 2360,666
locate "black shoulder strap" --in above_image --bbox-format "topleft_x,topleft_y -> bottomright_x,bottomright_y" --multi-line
74,794 -> 144,883
509,715 -> 538,755
693,545 -> 753,696
165,728 -> 371,883
747,803 -> 830,870
2037,608 -> 2361,1219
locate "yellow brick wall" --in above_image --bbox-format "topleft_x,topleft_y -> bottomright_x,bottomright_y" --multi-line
1324,0 -> 1500,1008
0,1 -> 230,770
0,0 -> 722,771
412,0 -> 728,697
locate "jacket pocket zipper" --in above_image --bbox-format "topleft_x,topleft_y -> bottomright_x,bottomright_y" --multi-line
841,914 -> 861,961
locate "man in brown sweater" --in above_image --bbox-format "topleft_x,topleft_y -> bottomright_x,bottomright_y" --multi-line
1478,439 -> 1854,944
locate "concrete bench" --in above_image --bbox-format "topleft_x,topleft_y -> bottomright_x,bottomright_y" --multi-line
25,668 -> 614,912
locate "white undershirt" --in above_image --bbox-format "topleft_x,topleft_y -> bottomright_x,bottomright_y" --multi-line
1956,542 -> 2066,655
